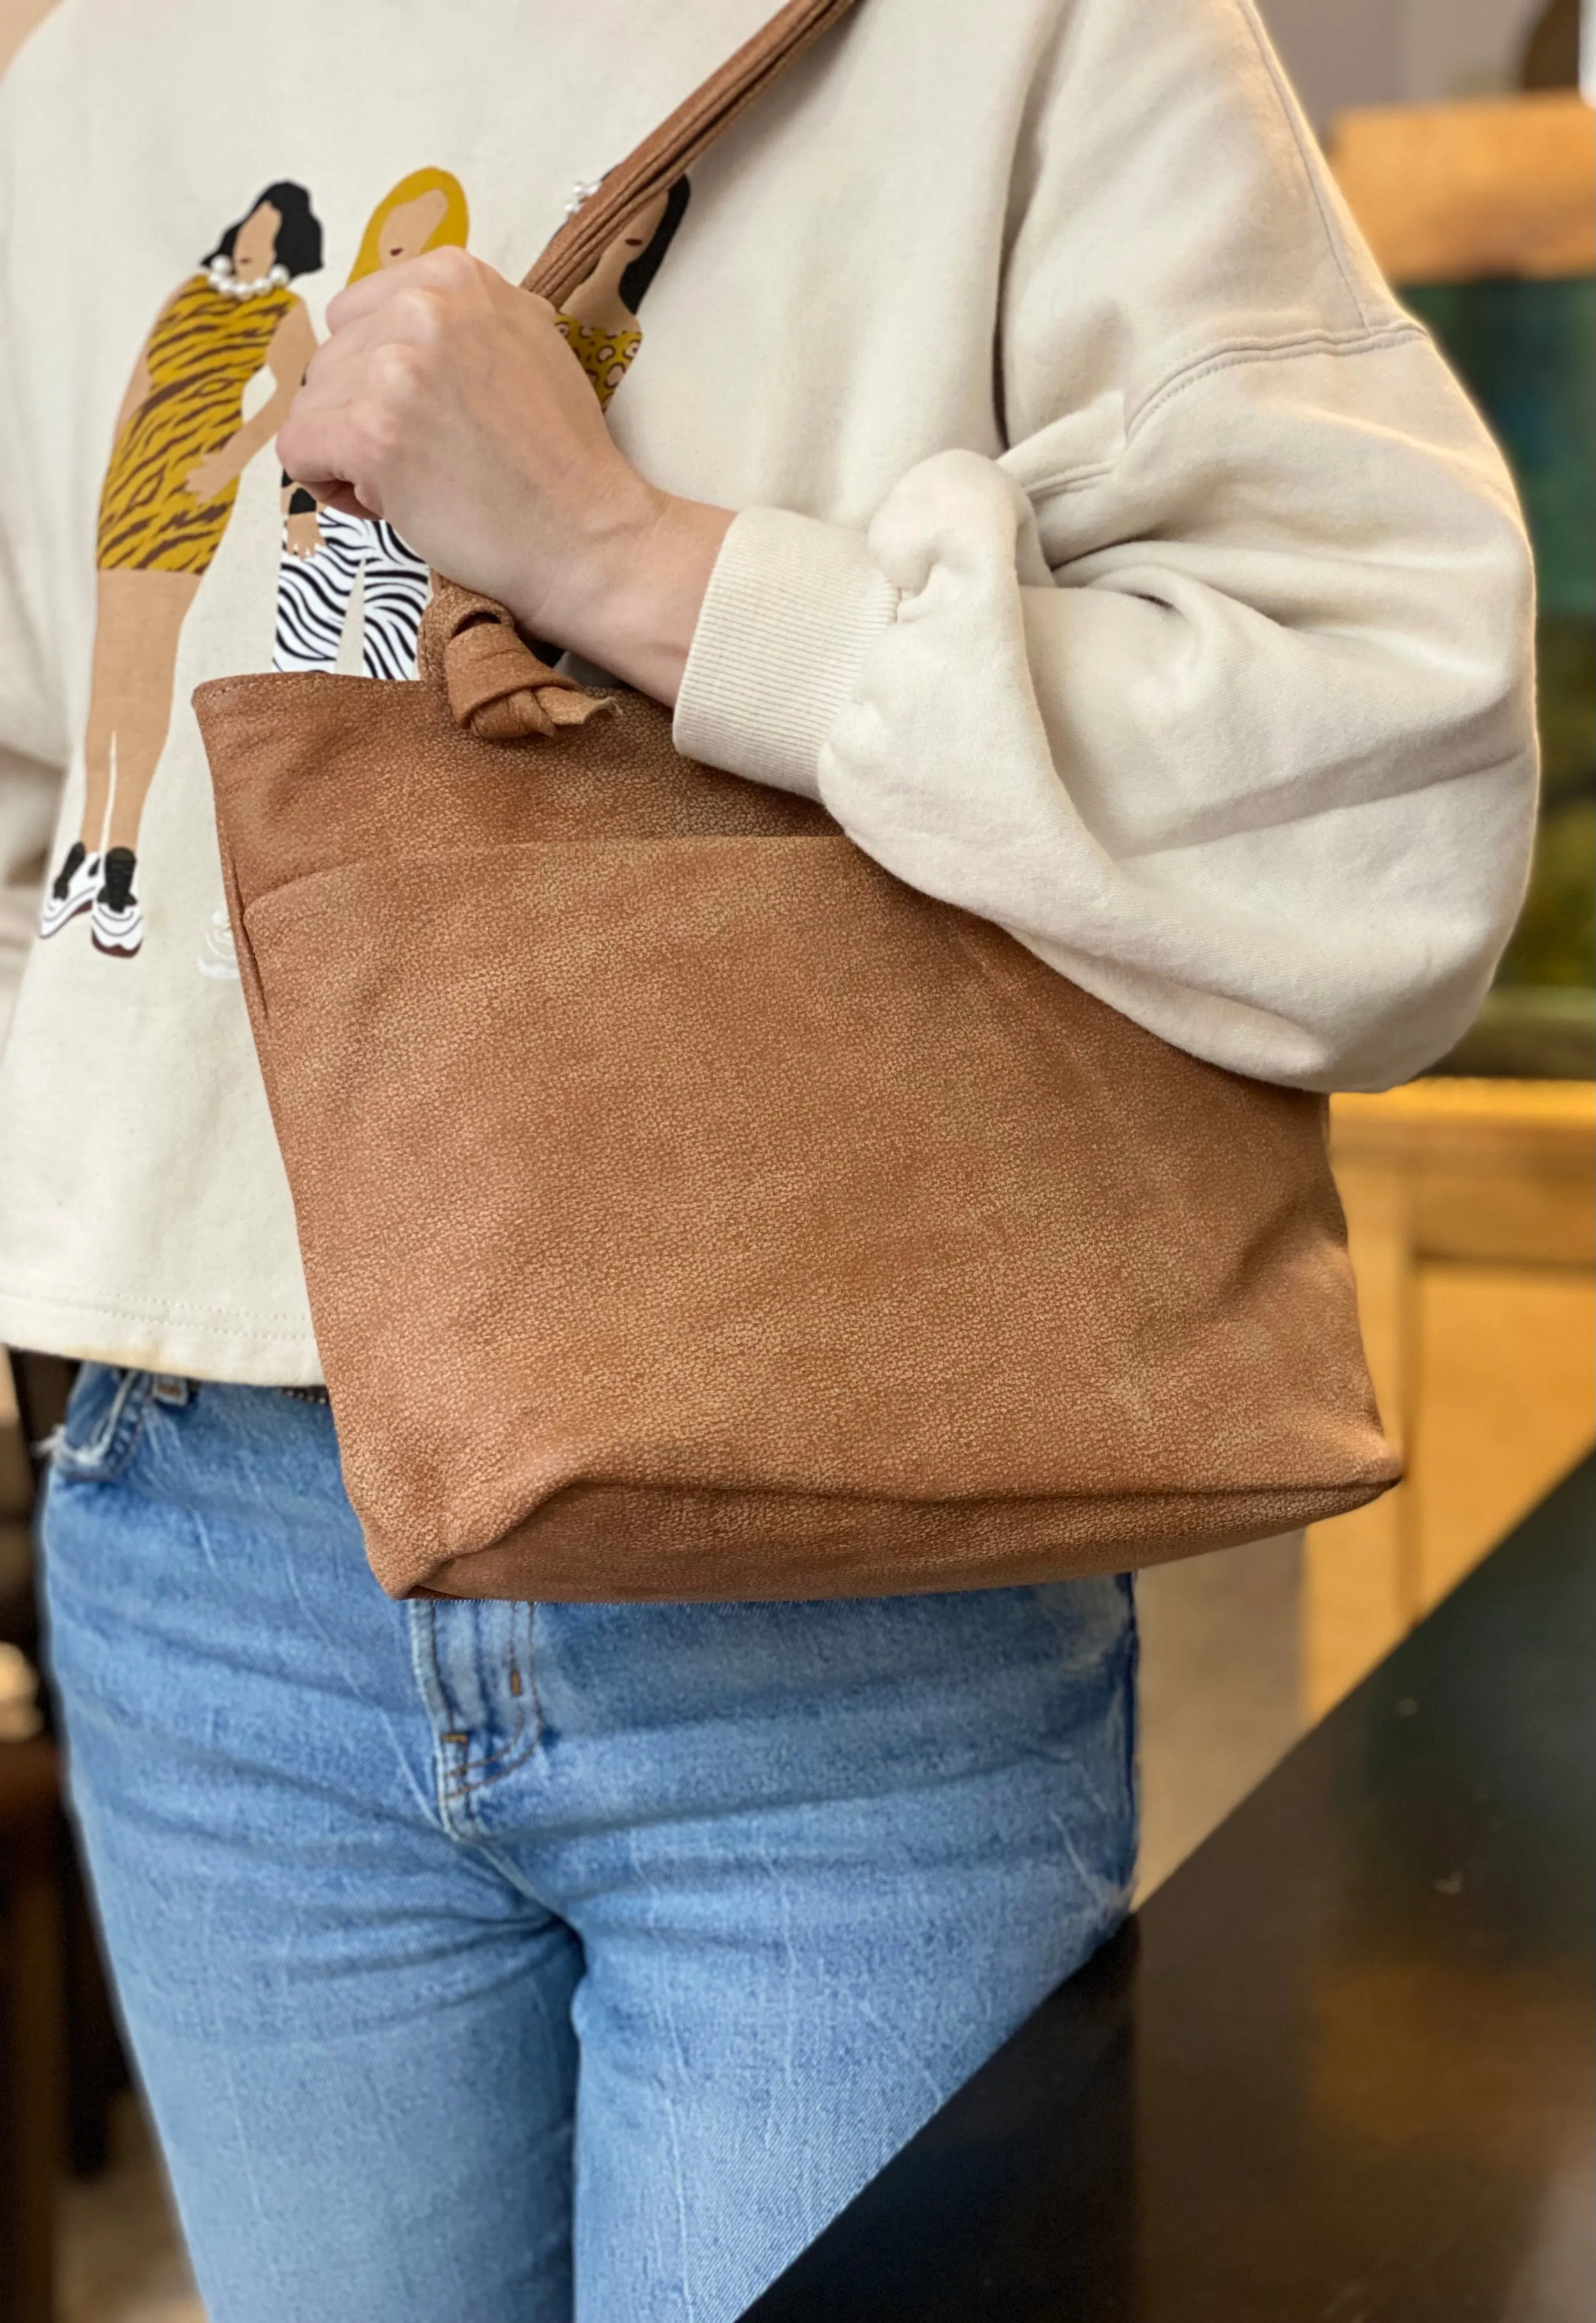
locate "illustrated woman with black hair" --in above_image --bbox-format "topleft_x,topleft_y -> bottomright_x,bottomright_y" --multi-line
556,177 -> 691,407
40,181 -> 323,959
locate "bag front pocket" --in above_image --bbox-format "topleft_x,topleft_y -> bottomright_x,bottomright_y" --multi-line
238,832 -> 1393,1597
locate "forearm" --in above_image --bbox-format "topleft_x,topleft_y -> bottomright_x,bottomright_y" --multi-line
214,402 -> 290,492
112,370 -> 149,442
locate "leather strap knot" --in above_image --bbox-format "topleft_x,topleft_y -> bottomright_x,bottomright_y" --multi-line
418,580 -> 617,744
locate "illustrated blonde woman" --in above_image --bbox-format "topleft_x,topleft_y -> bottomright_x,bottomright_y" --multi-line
272,169 -> 469,679
40,181 -> 323,960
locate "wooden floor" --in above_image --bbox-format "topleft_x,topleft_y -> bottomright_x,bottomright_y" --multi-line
55,2098 -> 199,2323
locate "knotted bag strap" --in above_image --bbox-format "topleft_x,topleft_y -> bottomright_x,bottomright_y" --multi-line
421,0 -> 860,741
416,588 -> 618,742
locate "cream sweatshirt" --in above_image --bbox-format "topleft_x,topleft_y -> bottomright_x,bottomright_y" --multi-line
0,0 -> 1536,1383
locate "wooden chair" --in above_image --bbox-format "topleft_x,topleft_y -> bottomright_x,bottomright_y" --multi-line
0,1732 -> 65,2323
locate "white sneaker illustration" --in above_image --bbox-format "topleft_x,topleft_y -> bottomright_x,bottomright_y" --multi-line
197,906 -> 240,981
39,842 -> 100,937
90,846 -> 145,959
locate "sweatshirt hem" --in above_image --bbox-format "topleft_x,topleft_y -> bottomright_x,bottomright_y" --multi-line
0,1281 -> 323,1386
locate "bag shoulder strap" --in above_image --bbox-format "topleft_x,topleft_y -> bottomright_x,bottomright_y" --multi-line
522,0 -> 859,307
423,0 -> 858,740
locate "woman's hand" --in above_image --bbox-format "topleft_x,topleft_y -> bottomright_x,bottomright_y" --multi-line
275,248 -> 733,704
284,506 -> 324,560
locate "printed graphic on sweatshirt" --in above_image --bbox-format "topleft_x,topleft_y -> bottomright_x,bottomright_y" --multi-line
272,168 -> 469,683
40,182 -> 324,963
41,169 -> 692,973
270,173 -> 692,693
556,177 -> 691,406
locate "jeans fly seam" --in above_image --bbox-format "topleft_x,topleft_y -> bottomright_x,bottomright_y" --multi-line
407,1601 -> 468,1832
439,1700 -> 541,1799
437,1607 -> 544,1802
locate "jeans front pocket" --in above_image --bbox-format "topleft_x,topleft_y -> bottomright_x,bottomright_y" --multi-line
50,1364 -> 157,1485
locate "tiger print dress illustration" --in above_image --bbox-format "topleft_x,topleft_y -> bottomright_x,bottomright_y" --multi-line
97,273 -> 295,573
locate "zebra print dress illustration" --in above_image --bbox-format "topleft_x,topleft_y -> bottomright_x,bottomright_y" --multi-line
272,506 -> 431,678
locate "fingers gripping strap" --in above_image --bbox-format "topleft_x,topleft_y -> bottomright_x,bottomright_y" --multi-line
427,0 -> 860,740
523,0 -> 860,307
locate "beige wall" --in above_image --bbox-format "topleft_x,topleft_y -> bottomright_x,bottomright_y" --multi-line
1256,0 -> 1553,127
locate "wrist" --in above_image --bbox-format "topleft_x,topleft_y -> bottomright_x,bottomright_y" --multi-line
514,489 -> 734,708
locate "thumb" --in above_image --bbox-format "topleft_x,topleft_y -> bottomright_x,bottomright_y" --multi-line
312,484 -> 381,521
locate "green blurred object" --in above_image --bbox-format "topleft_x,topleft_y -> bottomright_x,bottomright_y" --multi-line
1403,277 -> 1595,1074
1401,278 -> 1593,618
1438,986 -> 1595,1080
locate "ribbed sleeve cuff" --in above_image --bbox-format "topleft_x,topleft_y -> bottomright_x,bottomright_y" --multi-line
673,507 -> 900,798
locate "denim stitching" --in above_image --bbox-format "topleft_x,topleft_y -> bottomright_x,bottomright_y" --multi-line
51,1368 -> 156,1485
413,1601 -> 544,1811
440,1622 -> 545,1800
407,1603 -> 458,1832
439,1699 -> 542,1803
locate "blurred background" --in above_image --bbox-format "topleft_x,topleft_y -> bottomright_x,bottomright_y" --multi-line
0,1 -> 1592,2318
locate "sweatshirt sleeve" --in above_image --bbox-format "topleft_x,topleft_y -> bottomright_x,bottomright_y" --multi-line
673,0 -> 1537,1094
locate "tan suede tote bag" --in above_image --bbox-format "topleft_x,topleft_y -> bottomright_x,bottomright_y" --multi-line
194,0 -> 1398,1603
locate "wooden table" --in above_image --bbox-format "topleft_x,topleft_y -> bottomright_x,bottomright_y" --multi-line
747,1455 -> 1596,2321
1310,1079 -> 1595,1715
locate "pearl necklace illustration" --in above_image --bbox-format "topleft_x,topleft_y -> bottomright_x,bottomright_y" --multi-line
206,254 -> 290,300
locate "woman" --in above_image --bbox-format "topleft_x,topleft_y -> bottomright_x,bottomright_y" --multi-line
0,2 -> 1535,2318
38,181 -> 321,959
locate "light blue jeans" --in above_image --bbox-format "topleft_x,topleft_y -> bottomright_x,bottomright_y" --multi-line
42,1366 -> 1137,2323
